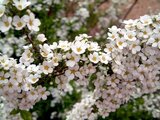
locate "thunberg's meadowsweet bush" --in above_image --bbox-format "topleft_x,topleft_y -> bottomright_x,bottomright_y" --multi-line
0,0 -> 159,120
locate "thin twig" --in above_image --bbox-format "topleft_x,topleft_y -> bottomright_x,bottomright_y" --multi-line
54,66 -> 68,76
47,6 -> 53,16
97,0 -> 109,8
26,34 -> 43,62
26,34 -> 38,52
119,0 -> 138,27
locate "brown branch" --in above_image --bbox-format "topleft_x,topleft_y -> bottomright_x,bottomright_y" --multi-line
119,0 -> 138,27
97,0 -> 109,8
26,34 -> 38,52
53,66 -> 68,76
26,34 -> 43,62
47,6 -> 53,16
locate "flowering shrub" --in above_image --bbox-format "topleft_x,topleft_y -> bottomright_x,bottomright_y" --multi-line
0,0 -> 159,120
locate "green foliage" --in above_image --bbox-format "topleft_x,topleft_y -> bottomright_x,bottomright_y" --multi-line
30,87 -> 81,120
11,109 -> 32,120
10,109 -> 20,115
20,110 -> 32,120
98,98 -> 155,120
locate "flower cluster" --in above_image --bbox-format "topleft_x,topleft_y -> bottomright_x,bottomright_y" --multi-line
0,11 -> 40,32
141,93 -> 160,118
0,0 -> 159,119
0,54 -> 50,110
0,36 -> 26,57
66,93 -> 97,120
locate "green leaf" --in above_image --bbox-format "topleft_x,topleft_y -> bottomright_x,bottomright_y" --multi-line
20,110 -> 32,120
10,109 -> 20,115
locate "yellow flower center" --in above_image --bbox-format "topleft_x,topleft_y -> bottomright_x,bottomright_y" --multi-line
128,35 -> 133,39
71,70 -> 76,74
76,47 -> 82,52
102,56 -> 106,61
53,58 -> 58,63
27,52 -> 31,58
32,78 -> 37,82
4,21 -> 9,27
109,47 -> 112,52
18,5 -> 22,10
118,41 -> 123,46
44,65 -> 49,70
92,56 -> 97,61
132,44 -> 136,48
29,20 -> 33,26
17,22 -> 23,27
0,76 -> 5,80
70,56 -> 75,61
0,10 -> 3,15
8,83 -> 13,88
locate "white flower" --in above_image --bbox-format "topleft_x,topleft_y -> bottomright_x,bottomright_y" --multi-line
87,42 -> 101,51
65,65 -> 79,80
22,49 -> 33,61
13,15 -> 26,30
39,44 -> 52,58
27,90 -> 38,101
76,8 -> 89,19
55,75 -> 68,90
0,71 -> 9,84
140,15 -> 152,25
27,64 -> 40,73
23,12 -> 41,31
138,27 -> 152,39
129,40 -> 141,54
85,63 -> 96,74
138,52 -> 147,61
58,41 -> 71,51
51,53 -> 61,66
0,0 -> 4,4
27,74 -> 40,84
13,0 -> 31,11
116,38 -> 127,49
66,52 -> 80,67
104,43 -> 116,54
147,34 -> 160,48
88,52 -> 99,64
37,34 -> 47,42
107,26 -> 120,41
75,34 -> 91,41
38,87 -> 50,100
71,40 -> 87,54
107,32 -> 119,41
0,0 -> 10,5
50,42 -> 58,50
40,61 -> 53,74
123,19 -> 137,29
3,81 -> 15,93
99,53 -> 111,64
0,15 -> 12,32
153,25 -> 160,34
108,26 -> 120,33
22,82 -> 32,91
124,31 -> 137,41
136,21 -> 144,30
0,5 -> 5,17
